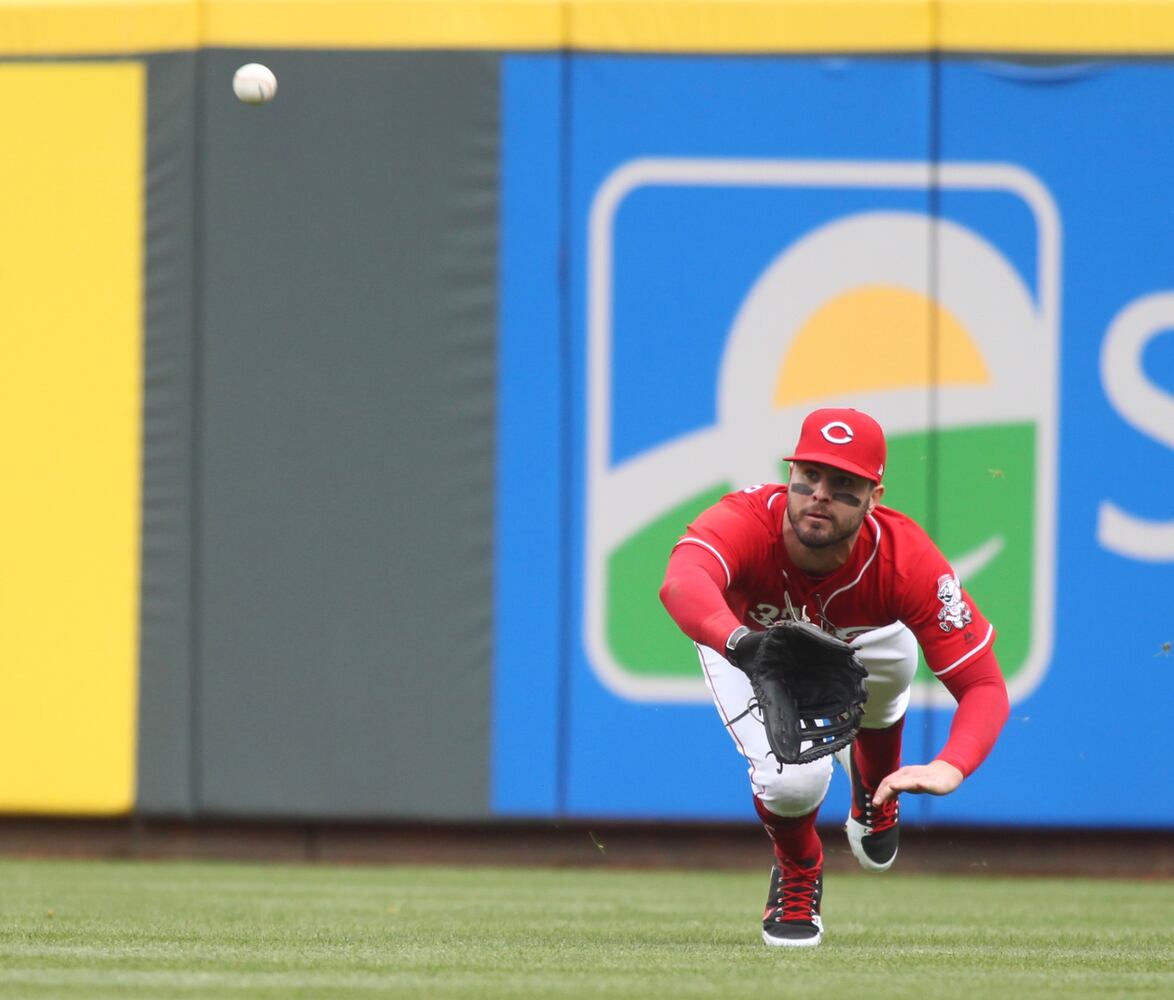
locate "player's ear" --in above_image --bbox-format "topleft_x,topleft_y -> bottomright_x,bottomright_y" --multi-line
867,483 -> 884,512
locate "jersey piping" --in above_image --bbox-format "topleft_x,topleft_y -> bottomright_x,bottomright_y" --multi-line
930,622 -> 995,677
820,512 -> 883,613
672,536 -> 732,588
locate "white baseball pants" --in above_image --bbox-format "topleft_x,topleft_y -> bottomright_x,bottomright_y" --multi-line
697,621 -> 918,818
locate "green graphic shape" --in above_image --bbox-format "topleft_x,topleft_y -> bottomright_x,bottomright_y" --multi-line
930,422 -> 1033,683
602,422 -> 1034,687
606,484 -> 731,678
881,424 -> 1033,683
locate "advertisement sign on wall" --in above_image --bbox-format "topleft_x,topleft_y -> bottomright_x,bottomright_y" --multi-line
496,55 -> 1174,828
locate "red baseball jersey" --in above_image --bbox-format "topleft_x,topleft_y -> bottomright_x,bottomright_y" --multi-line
671,483 -> 995,681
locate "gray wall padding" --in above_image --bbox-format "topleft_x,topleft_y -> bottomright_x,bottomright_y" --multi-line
137,52 -> 199,814
138,50 -> 499,818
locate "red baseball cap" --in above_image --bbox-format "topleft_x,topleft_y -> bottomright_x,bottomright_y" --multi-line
784,407 -> 887,482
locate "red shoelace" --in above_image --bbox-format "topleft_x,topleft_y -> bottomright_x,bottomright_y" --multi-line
767,861 -> 821,922
863,797 -> 899,834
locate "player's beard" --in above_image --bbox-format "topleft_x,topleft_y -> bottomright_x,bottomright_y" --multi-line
787,499 -> 869,550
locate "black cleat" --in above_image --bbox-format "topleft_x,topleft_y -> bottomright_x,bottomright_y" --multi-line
837,747 -> 899,872
761,857 -> 823,947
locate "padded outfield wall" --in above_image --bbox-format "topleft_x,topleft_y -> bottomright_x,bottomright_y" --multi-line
0,2 -> 1172,829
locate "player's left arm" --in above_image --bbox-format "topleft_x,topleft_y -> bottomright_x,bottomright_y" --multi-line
874,647 -> 1009,804
875,535 -> 1011,804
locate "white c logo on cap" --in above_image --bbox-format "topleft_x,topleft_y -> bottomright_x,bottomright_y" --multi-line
820,421 -> 854,445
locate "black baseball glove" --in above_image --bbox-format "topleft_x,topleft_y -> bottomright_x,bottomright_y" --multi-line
729,620 -> 869,767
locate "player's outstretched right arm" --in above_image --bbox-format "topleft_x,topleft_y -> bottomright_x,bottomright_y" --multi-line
660,543 -> 743,654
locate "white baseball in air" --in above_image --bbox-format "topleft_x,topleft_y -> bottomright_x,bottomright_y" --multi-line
233,63 -> 277,105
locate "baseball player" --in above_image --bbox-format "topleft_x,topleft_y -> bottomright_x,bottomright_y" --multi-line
659,407 -> 1010,947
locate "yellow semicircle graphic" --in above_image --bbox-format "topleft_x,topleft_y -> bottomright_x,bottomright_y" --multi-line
774,285 -> 992,406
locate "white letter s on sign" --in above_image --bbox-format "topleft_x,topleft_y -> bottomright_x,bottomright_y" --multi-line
1097,292 -> 1174,561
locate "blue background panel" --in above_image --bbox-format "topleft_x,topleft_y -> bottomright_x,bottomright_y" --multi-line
493,56 -> 566,814
496,54 -> 1174,828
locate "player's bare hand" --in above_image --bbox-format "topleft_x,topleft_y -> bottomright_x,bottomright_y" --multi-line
873,760 -> 963,805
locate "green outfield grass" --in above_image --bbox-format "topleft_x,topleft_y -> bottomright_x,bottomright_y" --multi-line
0,857 -> 1170,999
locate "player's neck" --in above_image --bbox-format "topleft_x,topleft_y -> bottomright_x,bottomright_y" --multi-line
782,518 -> 861,577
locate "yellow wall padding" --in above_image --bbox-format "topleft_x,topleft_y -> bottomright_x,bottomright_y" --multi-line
0,62 -> 143,814
2,1 -> 1174,56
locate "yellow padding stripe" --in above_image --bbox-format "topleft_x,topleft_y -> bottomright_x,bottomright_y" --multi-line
205,0 -> 564,50
2,2 -> 1174,59
564,1 -> 933,53
940,1 -> 1174,53
0,2 -> 198,55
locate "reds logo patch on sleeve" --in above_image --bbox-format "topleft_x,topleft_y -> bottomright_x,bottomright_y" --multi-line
936,573 -> 973,633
